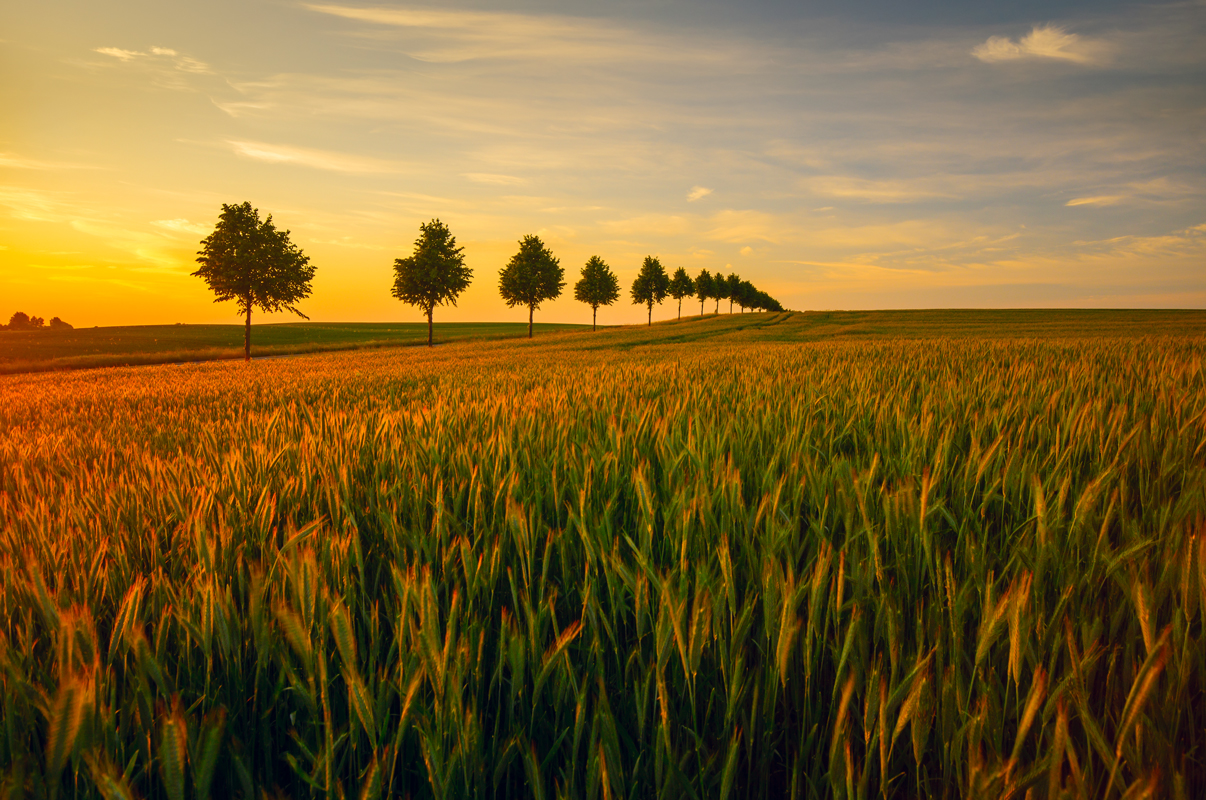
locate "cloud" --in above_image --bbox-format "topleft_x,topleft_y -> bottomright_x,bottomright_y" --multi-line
0,153 -> 97,170
972,25 -> 1108,65
95,47 -> 142,61
1066,195 -> 1124,207
226,140 -> 402,173
806,176 -> 955,204
706,210 -> 781,244
151,218 -> 212,235
687,186 -> 712,202
94,44 -> 211,74
463,173 -> 525,185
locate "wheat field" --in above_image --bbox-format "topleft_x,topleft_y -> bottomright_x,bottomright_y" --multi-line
1,325 -> 1203,798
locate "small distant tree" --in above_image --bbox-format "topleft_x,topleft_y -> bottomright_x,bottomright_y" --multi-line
7,312 -> 31,330
391,219 -> 472,347
574,255 -> 620,331
499,235 -> 564,338
194,201 -> 315,361
695,269 -> 713,316
668,267 -> 694,320
48,317 -> 73,330
631,256 -> 670,326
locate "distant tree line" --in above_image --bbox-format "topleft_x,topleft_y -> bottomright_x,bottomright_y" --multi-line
4,312 -> 72,331
193,203 -> 785,353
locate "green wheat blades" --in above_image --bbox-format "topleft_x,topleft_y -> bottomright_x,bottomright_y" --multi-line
1,334 -> 1203,798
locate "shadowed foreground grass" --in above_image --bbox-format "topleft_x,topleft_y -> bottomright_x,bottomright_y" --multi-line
0,330 -> 1204,798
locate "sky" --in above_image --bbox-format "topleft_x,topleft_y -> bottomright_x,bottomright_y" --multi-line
2,0 -> 1204,327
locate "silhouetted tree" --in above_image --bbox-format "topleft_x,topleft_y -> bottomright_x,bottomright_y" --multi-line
194,202 -> 315,361
391,219 -> 472,347
499,235 -> 564,338
725,272 -> 740,313
574,255 -> 620,331
7,312 -> 33,330
695,269 -> 713,316
668,267 -> 694,320
48,317 -> 73,330
631,256 -> 670,326
737,280 -> 757,312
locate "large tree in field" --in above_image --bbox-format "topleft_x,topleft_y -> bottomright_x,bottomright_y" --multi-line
668,267 -> 694,320
391,219 -> 472,347
574,255 -> 620,331
695,269 -> 713,316
499,235 -> 564,338
194,202 -> 315,361
631,256 -> 669,326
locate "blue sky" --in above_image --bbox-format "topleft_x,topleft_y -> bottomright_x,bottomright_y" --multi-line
2,0 -> 1203,325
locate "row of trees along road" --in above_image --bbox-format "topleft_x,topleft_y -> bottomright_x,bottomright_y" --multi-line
194,204 -> 783,355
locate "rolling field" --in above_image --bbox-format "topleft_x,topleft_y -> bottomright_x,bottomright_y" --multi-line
1,315 -> 1204,798
4,309 -> 1206,375
0,321 -> 588,374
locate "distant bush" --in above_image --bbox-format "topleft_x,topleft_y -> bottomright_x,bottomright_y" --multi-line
48,317 -> 73,330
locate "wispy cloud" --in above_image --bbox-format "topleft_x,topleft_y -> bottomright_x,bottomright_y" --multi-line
303,4 -> 742,66
1066,195 -> 1124,207
463,173 -> 525,185
151,218 -> 211,235
687,186 -> 712,202
972,25 -> 1109,65
226,140 -> 403,173
805,176 -> 956,204
0,153 -> 97,171
94,44 -> 211,74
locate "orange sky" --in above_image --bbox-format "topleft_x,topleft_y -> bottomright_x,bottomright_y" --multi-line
3,0 -> 1204,327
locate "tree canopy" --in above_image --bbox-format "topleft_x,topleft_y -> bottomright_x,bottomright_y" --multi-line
5,312 -> 43,330
668,267 -> 694,320
724,272 -> 740,313
194,201 -> 315,360
499,235 -> 564,338
695,269 -> 714,315
391,219 -> 472,346
631,256 -> 670,326
574,256 -> 620,331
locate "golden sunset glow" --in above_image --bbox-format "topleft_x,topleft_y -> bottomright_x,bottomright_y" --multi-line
3,1 -> 1204,326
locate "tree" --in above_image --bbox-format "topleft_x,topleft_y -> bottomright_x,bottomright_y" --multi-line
48,317 -> 73,330
695,269 -> 713,316
668,267 -> 694,320
499,235 -> 564,338
574,255 -> 620,331
391,219 -> 472,347
7,312 -> 32,330
725,272 -> 740,313
631,256 -> 670,326
737,280 -> 756,312
194,202 -> 315,361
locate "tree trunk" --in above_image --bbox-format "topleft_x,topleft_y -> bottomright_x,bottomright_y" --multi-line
714,299 -> 719,314
700,298 -> 704,316
427,308 -> 433,346
593,305 -> 597,332
647,302 -> 652,326
677,297 -> 682,319
244,305 -> 251,362
729,299 -> 733,314
528,305 -> 533,338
